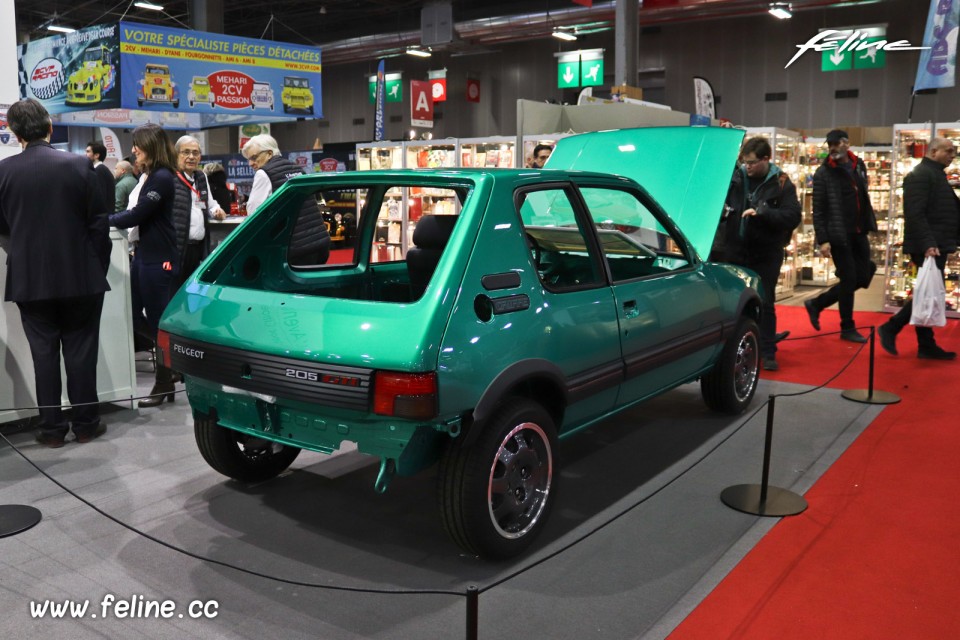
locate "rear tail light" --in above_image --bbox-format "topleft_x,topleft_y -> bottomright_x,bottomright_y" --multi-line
156,330 -> 171,368
373,371 -> 437,420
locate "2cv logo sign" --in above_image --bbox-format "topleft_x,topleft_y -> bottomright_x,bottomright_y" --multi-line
785,30 -> 929,68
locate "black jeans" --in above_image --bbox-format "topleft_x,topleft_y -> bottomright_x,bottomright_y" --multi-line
740,252 -> 784,358
17,293 -> 105,435
886,253 -> 947,349
810,233 -> 875,331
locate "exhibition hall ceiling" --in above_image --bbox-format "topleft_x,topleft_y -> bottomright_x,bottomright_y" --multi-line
16,0 -> 889,65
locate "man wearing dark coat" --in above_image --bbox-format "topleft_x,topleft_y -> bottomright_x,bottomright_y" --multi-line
0,99 -> 112,447
711,136 -> 801,371
803,129 -> 878,343
86,139 -> 115,213
879,137 -> 960,360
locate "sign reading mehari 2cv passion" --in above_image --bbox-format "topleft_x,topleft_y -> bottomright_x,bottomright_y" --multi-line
119,21 -> 322,117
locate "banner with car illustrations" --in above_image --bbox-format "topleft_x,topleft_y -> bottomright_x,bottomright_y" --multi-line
119,21 -> 322,118
17,21 -> 322,122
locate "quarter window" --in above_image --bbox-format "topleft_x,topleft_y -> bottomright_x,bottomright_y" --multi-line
516,187 -> 603,290
580,187 -> 690,281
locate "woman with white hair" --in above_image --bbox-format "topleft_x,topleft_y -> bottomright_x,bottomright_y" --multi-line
241,133 -> 330,265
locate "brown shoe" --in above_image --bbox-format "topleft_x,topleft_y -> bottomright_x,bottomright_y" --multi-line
74,422 -> 107,444
35,431 -> 66,448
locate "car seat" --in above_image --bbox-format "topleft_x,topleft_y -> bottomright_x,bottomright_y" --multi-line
407,214 -> 458,298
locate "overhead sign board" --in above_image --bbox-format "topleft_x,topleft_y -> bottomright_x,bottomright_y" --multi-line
17,21 -> 322,126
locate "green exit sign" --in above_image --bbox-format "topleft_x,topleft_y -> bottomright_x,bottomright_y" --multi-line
556,49 -> 604,89
820,28 -> 887,71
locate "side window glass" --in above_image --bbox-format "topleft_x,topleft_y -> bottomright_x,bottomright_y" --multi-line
517,187 -> 603,290
580,187 -> 690,281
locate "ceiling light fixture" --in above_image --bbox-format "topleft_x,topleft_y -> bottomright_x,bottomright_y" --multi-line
406,47 -> 431,58
46,24 -> 76,33
134,2 -> 165,10
768,4 -> 792,19
552,29 -> 577,42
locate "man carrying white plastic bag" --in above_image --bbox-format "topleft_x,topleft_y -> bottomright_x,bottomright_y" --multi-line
879,138 -> 959,360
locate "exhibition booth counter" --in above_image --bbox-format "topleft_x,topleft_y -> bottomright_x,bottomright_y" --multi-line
1,229 -> 137,424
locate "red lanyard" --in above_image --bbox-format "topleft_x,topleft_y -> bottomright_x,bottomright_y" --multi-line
176,171 -> 201,200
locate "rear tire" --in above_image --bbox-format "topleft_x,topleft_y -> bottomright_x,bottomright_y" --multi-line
438,398 -> 557,559
194,415 -> 300,482
701,317 -> 760,414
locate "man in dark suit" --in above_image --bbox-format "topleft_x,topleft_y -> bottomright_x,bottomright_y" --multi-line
0,99 -> 112,447
85,140 -> 115,211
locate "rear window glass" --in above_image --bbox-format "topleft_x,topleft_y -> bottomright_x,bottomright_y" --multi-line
198,182 -> 469,304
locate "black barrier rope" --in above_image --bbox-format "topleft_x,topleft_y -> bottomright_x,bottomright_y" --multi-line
0,429 -> 462,597
0,387 -> 188,414
771,325 -> 870,399
0,323 -> 885,637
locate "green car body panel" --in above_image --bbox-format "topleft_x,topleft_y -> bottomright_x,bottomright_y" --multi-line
160,127 -> 761,556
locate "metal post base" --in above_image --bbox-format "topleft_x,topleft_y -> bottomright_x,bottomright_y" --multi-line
0,505 -> 42,538
841,389 -> 901,405
721,484 -> 807,517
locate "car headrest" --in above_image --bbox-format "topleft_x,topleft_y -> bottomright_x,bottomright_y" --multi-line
412,215 -> 458,251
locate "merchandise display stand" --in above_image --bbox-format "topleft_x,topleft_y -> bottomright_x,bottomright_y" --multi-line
459,136 -> 515,168
855,145 -> 894,274
796,136 -> 838,287
884,123 -> 960,317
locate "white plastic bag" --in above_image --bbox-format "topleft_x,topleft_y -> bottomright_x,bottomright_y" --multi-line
910,256 -> 947,327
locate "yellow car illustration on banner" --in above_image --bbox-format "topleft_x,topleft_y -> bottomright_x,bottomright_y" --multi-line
281,76 -> 313,114
188,76 -> 214,108
138,64 -> 179,109
65,44 -> 115,105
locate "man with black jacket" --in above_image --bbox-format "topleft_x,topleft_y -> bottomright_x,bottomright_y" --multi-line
85,140 -> 115,211
804,129 -> 877,343
0,99 -> 111,447
712,136 -> 801,371
171,135 -> 225,290
879,137 -> 959,360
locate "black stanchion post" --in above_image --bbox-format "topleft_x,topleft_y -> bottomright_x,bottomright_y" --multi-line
721,395 -> 807,517
758,395 -> 775,506
0,505 -> 42,538
842,326 -> 901,405
466,585 -> 478,640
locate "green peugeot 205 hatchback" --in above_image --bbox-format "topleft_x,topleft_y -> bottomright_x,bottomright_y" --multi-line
158,126 -> 761,559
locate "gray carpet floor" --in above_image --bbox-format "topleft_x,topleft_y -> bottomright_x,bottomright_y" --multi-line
0,365 -> 884,639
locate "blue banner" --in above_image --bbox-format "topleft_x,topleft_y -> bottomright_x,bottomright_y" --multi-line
914,0 -> 960,91
374,59 -> 385,141
18,24 -> 121,113
118,21 -> 322,117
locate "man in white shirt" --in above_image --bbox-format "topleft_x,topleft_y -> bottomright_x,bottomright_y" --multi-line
173,135 -> 225,288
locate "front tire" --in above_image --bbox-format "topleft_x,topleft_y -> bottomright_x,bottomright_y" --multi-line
701,317 -> 760,414
194,415 -> 300,482
438,398 -> 557,559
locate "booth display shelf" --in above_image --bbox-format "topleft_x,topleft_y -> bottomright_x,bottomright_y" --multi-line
1,230 -> 137,424
459,136 -> 516,168
884,124 -> 960,317
797,136 -> 839,288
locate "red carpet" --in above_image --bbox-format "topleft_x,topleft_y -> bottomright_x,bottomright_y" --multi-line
328,248 -> 354,264
670,305 -> 960,639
